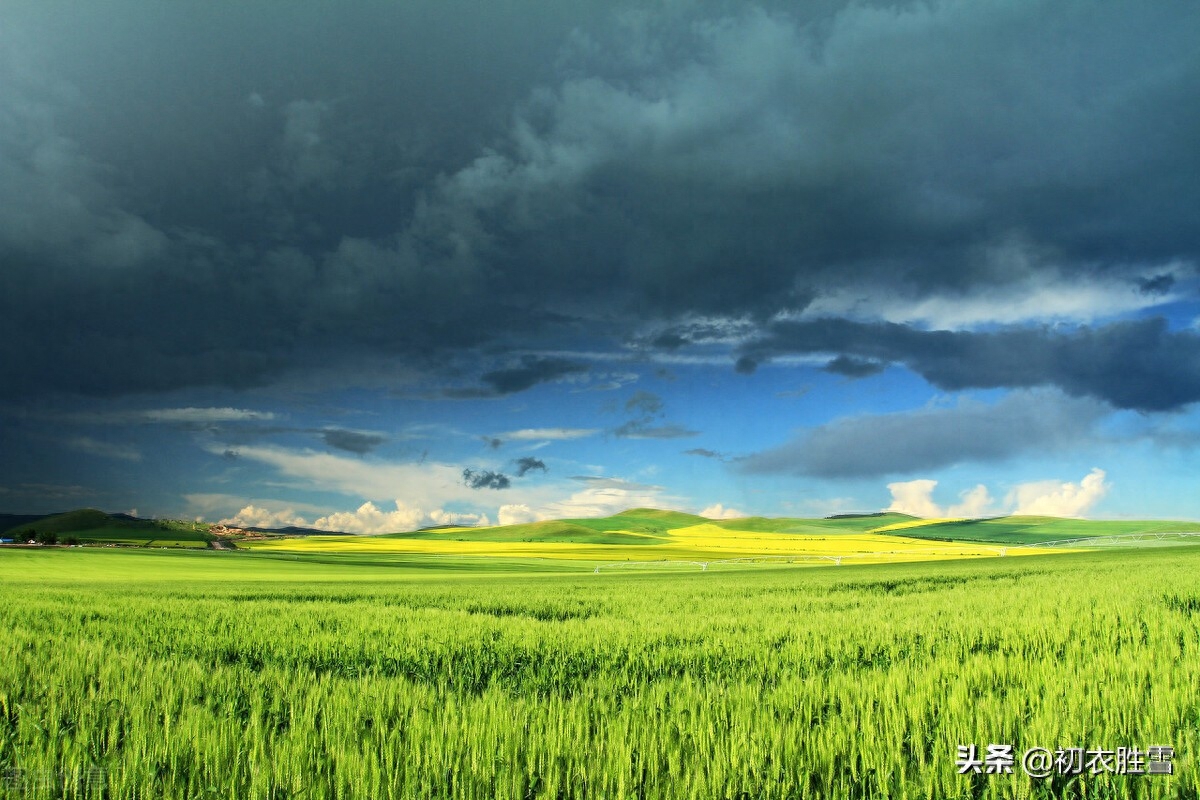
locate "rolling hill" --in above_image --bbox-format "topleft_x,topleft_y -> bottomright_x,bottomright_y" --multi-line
868,515 -> 1200,544
0,513 -> 48,534
5,508 -> 1200,564
240,509 -> 1092,564
3,509 -> 213,548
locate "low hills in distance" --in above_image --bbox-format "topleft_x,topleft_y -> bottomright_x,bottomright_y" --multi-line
0,509 -> 214,548
4,507 -> 1200,562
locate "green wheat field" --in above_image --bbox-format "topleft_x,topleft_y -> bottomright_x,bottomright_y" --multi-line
3,512 -> 1199,798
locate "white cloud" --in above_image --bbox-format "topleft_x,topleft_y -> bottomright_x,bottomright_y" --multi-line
700,503 -> 744,519
536,478 -> 682,520
804,267 -> 1181,331
496,427 -> 600,441
213,444 -> 477,507
498,504 -> 542,526
211,442 -> 688,530
887,480 -> 995,518
886,470 -> 1107,519
219,500 -> 490,534
429,508 -> 490,527
947,484 -> 994,517
70,407 -> 277,425
312,501 -> 426,534
142,407 -> 277,423
184,492 -> 330,521
222,504 -> 309,529
1007,468 -> 1110,517
886,479 -> 943,518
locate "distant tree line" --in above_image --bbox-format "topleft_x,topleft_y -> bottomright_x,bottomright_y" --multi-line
20,530 -> 79,546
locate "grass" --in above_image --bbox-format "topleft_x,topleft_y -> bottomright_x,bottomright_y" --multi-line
4,509 -> 212,548
10,507 -> 1194,556
246,513 -> 1071,565
882,516 -> 1200,545
1,545 -> 1197,798
707,513 -> 917,534
387,520 -> 669,546
238,512 -> 1197,566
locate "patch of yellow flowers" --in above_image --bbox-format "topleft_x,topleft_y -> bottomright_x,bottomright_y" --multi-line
247,520 -> 1054,564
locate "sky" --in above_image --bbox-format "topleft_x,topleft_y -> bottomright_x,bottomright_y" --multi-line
3,0 -> 1200,531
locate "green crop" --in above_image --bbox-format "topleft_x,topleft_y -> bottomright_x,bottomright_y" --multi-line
1,547 -> 1196,798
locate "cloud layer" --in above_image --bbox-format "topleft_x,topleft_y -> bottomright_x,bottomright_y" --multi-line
1,2 -> 1196,399
740,317 -> 1200,412
739,390 -> 1106,478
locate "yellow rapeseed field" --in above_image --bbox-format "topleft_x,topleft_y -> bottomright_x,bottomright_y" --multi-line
246,521 -> 1054,565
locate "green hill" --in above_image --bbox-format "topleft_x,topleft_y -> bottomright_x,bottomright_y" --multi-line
615,508 -> 710,525
878,515 -> 1200,545
373,508 -> 923,542
377,509 -> 716,543
0,514 -> 49,534
383,518 -> 668,545
571,509 -> 707,535
7,509 -> 213,548
388,509 -> 1200,550
709,512 -> 917,534
10,509 -> 114,535
9,506 -> 1200,552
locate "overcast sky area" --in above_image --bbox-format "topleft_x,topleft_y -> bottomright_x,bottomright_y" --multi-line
3,0 -> 1200,530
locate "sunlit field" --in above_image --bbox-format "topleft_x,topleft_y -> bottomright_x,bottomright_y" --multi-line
242,510 -> 1066,566
243,529 -> 1053,563
2,543 -> 1198,799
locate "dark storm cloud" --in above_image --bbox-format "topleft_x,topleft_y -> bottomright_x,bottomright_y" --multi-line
462,468 -> 510,490
480,357 -> 588,396
2,2 -> 1198,398
321,429 -> 384,455
442,357 -> 587,398
741,317 -> 1200,412
651,332 -> 689,351
644,318 -> 761,350
57,407 -> 385,453
514,457 -> 547,477
739,391 -> 1106,479
823,356 -> 886,379
1137,274 -> 1176,296
734,357 -> 759,375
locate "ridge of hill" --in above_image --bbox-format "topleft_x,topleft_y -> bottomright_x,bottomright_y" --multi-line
872,515 -> 1200,544
5,508 -> 1200,551
709,513 -> 917,534
381,519 -> 667,545
4,509 -> 212,548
